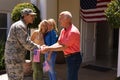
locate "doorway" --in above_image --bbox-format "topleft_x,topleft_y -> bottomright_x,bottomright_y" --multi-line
95,21 -> 118,69
80,21 -> 96,63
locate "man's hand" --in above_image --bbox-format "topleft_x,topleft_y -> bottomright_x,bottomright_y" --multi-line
40,45 -> 49,54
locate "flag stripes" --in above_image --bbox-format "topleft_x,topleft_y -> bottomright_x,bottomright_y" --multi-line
80,0 -> 111,22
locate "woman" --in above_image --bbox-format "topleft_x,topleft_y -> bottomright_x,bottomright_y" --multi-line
31,20 -> 48,80
44,19 -> 58,80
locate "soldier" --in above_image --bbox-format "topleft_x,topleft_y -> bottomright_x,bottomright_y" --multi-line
4,8 -> 43,80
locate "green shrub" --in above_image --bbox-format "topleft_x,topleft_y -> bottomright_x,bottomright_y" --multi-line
0,39 -> 5,70
105,0 -> 120,28
11,2 -> 41,28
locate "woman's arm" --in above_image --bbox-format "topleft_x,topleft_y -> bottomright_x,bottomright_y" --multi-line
31,31 -> 37,41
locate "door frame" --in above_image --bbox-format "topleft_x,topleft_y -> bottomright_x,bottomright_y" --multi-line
80,19 -> 96,63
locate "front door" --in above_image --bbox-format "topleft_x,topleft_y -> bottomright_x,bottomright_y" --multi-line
81,20 -> 96,63
95,21 -> 118,68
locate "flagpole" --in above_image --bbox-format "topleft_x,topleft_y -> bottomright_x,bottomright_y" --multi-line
117,28 -> 120,77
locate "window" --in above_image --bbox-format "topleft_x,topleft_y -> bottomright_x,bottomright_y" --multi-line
0,13 -> 7,41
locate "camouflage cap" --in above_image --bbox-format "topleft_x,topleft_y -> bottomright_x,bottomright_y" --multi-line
21,8 -> 36,16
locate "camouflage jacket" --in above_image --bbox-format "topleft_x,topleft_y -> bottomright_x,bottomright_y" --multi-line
4,19 -> 39,63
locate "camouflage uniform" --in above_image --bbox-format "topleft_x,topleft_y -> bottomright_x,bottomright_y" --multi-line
4,19 -> 39,80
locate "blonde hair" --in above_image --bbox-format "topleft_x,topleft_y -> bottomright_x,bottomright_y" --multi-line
48,18 -> 58,32
38,20 -> 48,33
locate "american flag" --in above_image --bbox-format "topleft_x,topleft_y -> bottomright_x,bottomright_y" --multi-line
80,0 -> 111,22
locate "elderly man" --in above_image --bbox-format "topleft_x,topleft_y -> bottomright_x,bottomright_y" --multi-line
4,8 -> 42,80
43,11 -> 82,80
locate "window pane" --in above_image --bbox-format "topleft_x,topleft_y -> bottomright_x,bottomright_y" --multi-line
0,13 -> 7,41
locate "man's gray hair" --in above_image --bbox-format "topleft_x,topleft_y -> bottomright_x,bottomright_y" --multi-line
59,11 -> 72,19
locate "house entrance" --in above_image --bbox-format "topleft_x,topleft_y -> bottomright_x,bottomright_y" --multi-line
95,21 -> 118,69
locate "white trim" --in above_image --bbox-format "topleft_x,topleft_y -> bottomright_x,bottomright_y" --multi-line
117,28 -> 120,77
40,0 -> 47,20
93,23 -> 96,57
7,12 -> 11,36
30,0 -> 37,6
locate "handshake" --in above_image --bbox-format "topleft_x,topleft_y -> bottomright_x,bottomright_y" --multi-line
33,45 -> 50,62
40,45 -> 50,54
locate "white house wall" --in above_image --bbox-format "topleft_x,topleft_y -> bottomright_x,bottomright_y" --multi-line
39,0 -> 57,24
40,0 -> 80,30
58,0 -> 80,30
0,0 -> 31,37
47,0 -> 57,22
20,0 -> 31,3
0,0 -> 19,13
0,0 -> 30,13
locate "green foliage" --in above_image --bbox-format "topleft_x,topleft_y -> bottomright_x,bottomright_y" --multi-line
0,39 -> 5,70
11,3 -> 41,28
105,0 -> 120,28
